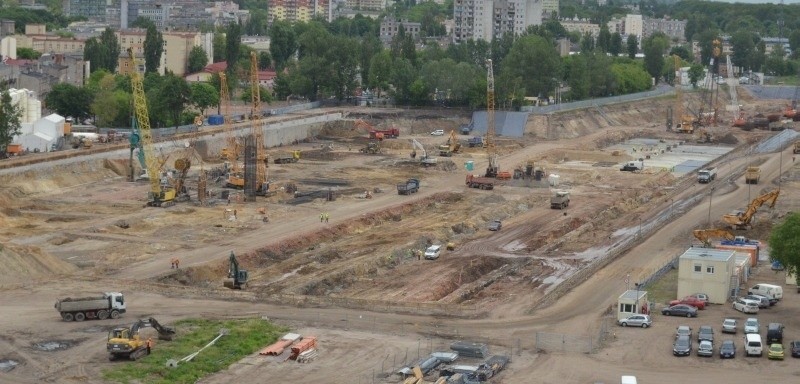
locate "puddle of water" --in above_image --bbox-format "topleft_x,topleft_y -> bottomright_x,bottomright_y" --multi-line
33,341 -> 72,352
0,359 -> 19,372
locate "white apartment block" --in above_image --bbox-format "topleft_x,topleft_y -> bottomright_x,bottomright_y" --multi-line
624,14 -> 643,39
643,17 -> 686,42
561,18 -> 600,37
453,0 -> 546,43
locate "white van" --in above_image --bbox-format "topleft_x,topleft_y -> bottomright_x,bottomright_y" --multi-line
424,245 -> 442,260
745,333 -> 763,357
748,283 -> 783,300
621,376 -> 638,384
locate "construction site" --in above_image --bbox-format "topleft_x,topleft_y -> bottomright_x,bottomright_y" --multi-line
3,56 -> 800,383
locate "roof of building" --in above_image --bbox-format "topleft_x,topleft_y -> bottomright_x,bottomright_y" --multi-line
680,247 -> 735,262
4,59 -> 36,66
618,289 -> 647,301
258,70 -> 276,81
43,113 -> 64,124
203,61 -> 227,73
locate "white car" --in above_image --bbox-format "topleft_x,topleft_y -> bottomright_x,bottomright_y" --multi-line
430,129 -> 445,136
744,318 -> 760,334
733,298 -> 759,314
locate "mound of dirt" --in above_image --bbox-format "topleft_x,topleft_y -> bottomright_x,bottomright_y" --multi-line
715,132 -> 739,145
0,242 -> 77,285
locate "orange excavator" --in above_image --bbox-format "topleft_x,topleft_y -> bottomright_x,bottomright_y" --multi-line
692,228 -> 735,247
722,189 -> 780,230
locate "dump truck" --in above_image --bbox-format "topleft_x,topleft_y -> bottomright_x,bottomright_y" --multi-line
745,166 -> 760,184
465,174 -> 494,190
550,190 -> 570,209
369,127 -> 399,139
397,178 -> 420,195
697,167 -> 717,183
55,292 -> 127,322
467,136 -> 483,147
620,161 -> 643,172
273,150 -> 301,164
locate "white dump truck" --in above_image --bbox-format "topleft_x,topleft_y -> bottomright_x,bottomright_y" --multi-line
54,292 -> 126,322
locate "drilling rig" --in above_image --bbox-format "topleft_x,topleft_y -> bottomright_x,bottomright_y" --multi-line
484,59 -> 498,178
128,48 -> 176,207
248,51 -> 269,197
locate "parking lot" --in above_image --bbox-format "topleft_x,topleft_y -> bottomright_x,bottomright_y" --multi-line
610,266 -> 800,373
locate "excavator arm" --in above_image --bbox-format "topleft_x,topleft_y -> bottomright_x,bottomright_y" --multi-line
722,189 -> 780,229
692,228 -> 735,247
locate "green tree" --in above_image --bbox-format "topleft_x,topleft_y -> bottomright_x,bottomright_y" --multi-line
580,32 -> 594,52
669,45 -> 692,62
730,30 -> 757,70
189,82 -> 219,113
769,213 -> 800,286
627,34 -> 638,59
420,59 -> 480,105
269,20 -> 297,71
609,33 -> 623,56
359,35 -> 383,90
564,54 -> 589,100
789,29 -> 800,59
643,33 -> 669,84
99,28 -> 121,73
143,25 -> 163,73
90,73 -> 121,127
240,85 -> 273,104
326,36 -> 360,100
0,88 -> 22,151
368,50 -> 393,97
225,22 -> 242,74
44,83 -> 94,121
130,17 -> 156,30
187,46 -> 209,74
390,58 -> 417,103
16,47 -> 41,59
212,32 -> 226,62
610,62 -> 651,94
597,25 -> 611,53
151,73 -> 190,127
498,35 -> 562,101
258,51 -> 272,70
687,64 -> 705,88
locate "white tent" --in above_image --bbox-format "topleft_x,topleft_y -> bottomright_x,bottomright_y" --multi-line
34,113 -> 65,138
17,132 -> 54,153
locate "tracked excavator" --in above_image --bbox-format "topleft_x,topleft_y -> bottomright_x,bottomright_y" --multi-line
722,189 -> 780,230
438,130 -> 461,156
224,251 -> 248,289
692,228 -> 735,247
107,317 -> 175,361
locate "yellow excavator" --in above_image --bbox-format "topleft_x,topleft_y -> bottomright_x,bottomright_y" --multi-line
722,189 -> 780,230
107,317 -> 175,361
438,130 -> 461,157
692,228 -> 735,247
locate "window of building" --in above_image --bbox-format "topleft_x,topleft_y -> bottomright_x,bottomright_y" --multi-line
693,264 -> 702,273
706,266 -> 715,274
619,303 -> 633,313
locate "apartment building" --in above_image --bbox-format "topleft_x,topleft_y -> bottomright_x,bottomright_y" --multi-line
345,0 -> 387,11
561,18 -> 600,38
116,29 -> 213,76
270,0 -> 331,23
643,17 -> 686,42
453,0 -> 549,43
379,18 -> 422,44
63,0 -> 107,21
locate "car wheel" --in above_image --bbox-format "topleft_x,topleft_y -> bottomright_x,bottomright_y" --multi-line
663,311 -> 670,316
642,323 -> 649,328
621,322 -> 627,327
686,313 -> 692,318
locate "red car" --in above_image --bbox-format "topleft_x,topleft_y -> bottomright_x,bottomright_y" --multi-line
669,296 -> 707,310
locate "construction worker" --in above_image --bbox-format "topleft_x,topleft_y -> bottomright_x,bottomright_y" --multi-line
324,212 -> 329,223
320,212 -> 324,222
146,338 -> 152,355
175,258 -> 180,269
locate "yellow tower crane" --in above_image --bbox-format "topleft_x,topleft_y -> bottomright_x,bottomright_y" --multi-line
484,59 -> 498,178
128,48 -> 176,207
220,72 -> 246,189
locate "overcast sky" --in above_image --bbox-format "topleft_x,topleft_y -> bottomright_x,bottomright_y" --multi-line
708,0 -> 800,3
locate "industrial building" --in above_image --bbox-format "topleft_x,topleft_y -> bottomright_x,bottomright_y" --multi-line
677,248 -> 735,304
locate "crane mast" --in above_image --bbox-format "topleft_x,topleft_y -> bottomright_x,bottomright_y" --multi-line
249,51 -> 267,194
128,48 -> 175,207
485,59 -> 498,178
219,72 -> 239,169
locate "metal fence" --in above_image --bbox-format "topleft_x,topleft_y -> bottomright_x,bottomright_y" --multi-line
521,86 -> 674,115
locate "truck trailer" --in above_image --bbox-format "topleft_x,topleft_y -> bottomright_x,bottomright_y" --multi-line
550,190 -> 570,209
55,292 -> 126,322
465,175 -> 495,190
745,166 -> 761,184
397,178 -> 420,195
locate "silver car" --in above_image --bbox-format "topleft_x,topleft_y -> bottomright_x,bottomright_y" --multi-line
744,318 -> 759,334
618,314 -> 652,328
697,340 -> 714,357
722,318 -> 737,334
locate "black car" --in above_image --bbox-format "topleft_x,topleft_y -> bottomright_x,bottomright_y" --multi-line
662,304 -> 698,318
673,335 -> 692,356
719,340 -> 736,359
790,341 -> 800,358
767,323 -> 784,344
698,326 -> 714,343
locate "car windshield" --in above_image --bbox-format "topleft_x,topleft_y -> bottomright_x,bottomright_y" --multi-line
746,320 -> 757,327
770,345 -> 782,352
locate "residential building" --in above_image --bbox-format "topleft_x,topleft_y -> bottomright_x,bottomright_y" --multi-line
643,17 -> 686,42
138,4 -> 170,28
762,37 -> 790,56
561,18 -> 600,38
677,247 -> 735,304
204,1 -> 251,25
453,0 -> 545,43
624,14 -> 643,39
1,20 -> 16,37
1,36 -> 16,60
63,0 -> 107,21
345,0 -> 386,11
380,18 -> 421,44
116,29 -> 213,76
270,0 -> 331,23
541,0 -> 558,19
25,24 -> 46,35
117,51 -> 146,76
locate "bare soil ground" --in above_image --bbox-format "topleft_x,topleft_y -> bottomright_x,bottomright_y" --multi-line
1,91 -> 798,383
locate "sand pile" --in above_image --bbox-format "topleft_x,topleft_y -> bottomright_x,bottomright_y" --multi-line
0,242 -> 77,285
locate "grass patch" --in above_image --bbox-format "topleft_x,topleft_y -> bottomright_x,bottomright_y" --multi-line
103,318 -> 287,384
646,268 -> 678,306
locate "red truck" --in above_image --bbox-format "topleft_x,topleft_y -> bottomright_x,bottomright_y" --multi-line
465,175 -> 494,190
369,127 -> 399,139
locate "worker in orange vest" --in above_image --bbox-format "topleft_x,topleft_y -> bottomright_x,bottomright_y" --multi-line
146,338 -> 152,355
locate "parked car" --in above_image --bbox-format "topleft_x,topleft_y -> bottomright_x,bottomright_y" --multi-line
430,129 -> 445,136
789,341 -> 800,358
768,343 -> 785,360
698,326 -> 714,343
767,323 -> 784,344
661,304 -> 698,317
733,298 -> 760,314
722,318 -> 737,334
676,325 -> 692,339
751,293 -> 777,306
673,335 -> 692,356
618,314 -> 652,328
745,333 -> 763,357
487,220 -> 502,231
690,293 -> 710,305
669,296 -> 707,310
719,339 -> 736,359
744,318 -> 760,334
743,294 -> 770,309
697,340 -> 714,357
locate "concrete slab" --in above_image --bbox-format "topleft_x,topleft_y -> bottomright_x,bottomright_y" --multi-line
605,139 -> 734,176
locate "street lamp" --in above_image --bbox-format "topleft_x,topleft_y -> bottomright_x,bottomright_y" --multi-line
670,198 -> 674,218
635,282 -> 641,314
707,187 -> 715,226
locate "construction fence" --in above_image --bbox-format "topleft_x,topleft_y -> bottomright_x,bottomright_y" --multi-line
260,293 -> 482,318
521,85 -> 674,115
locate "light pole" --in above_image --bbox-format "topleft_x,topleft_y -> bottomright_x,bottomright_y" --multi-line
635,282 -> 641,313
707,187 -> 715,226
626,273 -> 630,291
670,198 -> 674,218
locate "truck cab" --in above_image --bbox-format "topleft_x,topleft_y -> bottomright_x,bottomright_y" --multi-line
697,168 -> 717,183
550,190 -> 570,209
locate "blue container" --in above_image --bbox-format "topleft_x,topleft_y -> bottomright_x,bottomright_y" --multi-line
208,115 -> 224,126
465,161 -> 474,171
